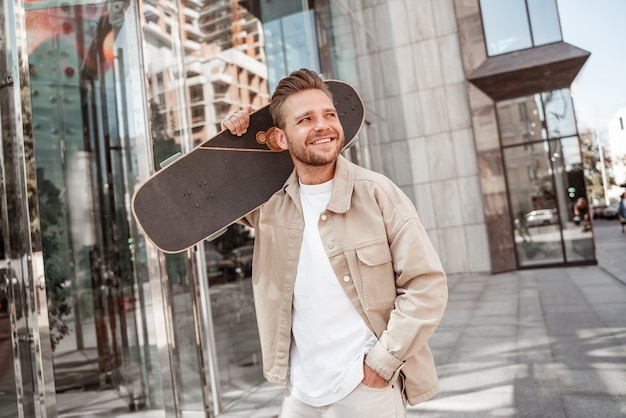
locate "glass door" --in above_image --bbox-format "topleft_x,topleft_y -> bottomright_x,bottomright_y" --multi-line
22,0 -> 157,414
498,89 -> 595,267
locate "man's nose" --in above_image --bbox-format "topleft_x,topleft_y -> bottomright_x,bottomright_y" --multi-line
314,116 -> 329,130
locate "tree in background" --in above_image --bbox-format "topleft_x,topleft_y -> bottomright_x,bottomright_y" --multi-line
579,129 -> 614,204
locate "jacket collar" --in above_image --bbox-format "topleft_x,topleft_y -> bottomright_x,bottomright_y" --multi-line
283,154 -> 354,214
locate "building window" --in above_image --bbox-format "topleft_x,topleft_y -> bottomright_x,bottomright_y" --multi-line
480,0 -> 562,56
497,89 -> 594,267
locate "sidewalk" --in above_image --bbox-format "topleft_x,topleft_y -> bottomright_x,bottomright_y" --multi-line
218,220 -> 626,418
61,220 -> 626,418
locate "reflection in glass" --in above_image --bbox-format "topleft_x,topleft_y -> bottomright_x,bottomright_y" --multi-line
555,137 -> 594,262
141,0 -> 205,411
499,90 -> 594,267
504,143 -> 565,266
497,95 -> 545,147
24,0 -> 156,413
497,89 -> 577,147
480,0 -> 532,55
1,3 -> 35,413
203,226 -> 263,405
263,7 -> 320,91
527,0 -> 562,46
481,0 -> 562,56
543,89 -> 577,139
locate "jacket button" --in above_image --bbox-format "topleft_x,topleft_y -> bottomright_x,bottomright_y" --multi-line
279,352 -> 285,358
327,241 -> 334,249
343,275 -> 350,282
321,214 -> 327,221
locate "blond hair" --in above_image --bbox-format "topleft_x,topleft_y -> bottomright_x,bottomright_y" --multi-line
269,69 -> 333,128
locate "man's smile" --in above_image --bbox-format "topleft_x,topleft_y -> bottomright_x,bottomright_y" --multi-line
308,131 -> 338,146
311,137 -> 334,145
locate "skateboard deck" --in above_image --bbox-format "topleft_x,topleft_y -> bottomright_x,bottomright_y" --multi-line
132,80 -> 364,253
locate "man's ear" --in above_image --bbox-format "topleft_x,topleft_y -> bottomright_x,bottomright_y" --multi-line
274,128 -> 289,151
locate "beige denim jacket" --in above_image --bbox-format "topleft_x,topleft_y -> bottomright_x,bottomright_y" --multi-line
241,155 -> 448,406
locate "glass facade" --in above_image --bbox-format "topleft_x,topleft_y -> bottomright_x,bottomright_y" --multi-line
23,0 -> 167,413
0,0 -> 397,416
498,89 -> 594,267
480,0 -> 562,56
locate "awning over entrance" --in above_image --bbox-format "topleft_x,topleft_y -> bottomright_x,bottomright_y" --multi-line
468,42 -> 590,101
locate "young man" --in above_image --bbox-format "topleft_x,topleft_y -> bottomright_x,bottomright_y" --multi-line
222,69 -> 447,417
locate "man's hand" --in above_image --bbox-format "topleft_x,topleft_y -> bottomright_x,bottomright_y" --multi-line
362,361 -> 388,388
221,105 -> 252,136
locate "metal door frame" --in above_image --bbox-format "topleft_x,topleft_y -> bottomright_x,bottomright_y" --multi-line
0,1 -> 57,417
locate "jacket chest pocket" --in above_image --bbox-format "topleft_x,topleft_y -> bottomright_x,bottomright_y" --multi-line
352,242 -> 396,311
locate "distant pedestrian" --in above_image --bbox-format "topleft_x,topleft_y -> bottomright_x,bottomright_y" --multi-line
574,197 -> 591,232
619,193 -> 626,233
516,210 -> 531,242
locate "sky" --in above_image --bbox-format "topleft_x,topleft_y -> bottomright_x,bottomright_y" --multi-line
557,0 -> 626,134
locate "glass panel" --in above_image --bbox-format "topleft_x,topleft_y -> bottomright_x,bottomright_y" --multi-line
263,8 -> 321,91
557,137 -> 595,261
500,88 -> 593,267
480,0 -> 532,55
204,227 -> 263,405
141,0 -> 206,411
496,95 -> 545,147
166,252 -> 201,410
527,0 -> 562,46
0,107 -> 28,417
2,1 -> 52,415
543,89 -> 577,139
1,4 -> 22,416
23,0 -> 161,414
186,0 -> 274,406
505,142 -> 565,266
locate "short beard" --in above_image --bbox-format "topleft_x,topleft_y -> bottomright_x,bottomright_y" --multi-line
289,131 -> 344,166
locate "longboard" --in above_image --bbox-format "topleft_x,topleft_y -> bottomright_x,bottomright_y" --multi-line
132,80 -> 364,253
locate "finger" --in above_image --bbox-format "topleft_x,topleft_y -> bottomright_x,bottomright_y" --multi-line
230,119 -> 244,136
231,113 -> 249,136
222,109 -> 251,136
231,115 -> 245,133
222,115 -> 241,135
222,118 -> 234,133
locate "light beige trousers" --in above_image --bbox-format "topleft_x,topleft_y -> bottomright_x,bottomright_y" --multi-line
279,382 -> 406,418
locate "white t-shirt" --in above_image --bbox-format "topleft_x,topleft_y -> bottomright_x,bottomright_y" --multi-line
288,180 -> 377,407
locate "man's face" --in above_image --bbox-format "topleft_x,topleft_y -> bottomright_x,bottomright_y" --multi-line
275,89 -> 345,167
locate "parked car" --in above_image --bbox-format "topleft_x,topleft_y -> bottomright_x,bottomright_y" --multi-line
525,209 -> 557,227
592,204 -> 608,219
228,245 -> 254,277
205,250 -> 242,283
603,202 -> 620,220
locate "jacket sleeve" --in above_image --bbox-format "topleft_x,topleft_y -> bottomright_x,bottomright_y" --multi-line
364,215 -> 448,382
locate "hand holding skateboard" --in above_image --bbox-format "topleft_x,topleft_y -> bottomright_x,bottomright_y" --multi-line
222,105 -> 252,136
132,80 -> 364,253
